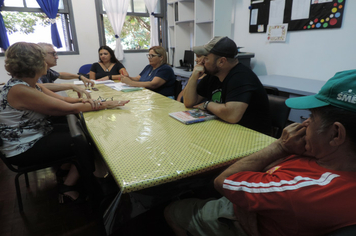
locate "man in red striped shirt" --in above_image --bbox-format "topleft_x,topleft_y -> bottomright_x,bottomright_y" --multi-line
165,70 -> 356,236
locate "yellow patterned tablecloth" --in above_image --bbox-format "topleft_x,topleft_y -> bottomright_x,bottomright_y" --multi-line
67,84 -> 275,193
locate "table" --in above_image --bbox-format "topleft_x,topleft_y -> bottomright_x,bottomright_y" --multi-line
67,84 -> 275,234
258,75 -> 325,96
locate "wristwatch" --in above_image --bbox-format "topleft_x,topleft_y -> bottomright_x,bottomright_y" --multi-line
78,75 -> 82,80
203,100 -> 210,110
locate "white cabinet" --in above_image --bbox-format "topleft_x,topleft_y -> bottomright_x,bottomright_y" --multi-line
167,0 -> 233,67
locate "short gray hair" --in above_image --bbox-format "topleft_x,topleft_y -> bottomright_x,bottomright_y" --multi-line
37,42 -> 54,51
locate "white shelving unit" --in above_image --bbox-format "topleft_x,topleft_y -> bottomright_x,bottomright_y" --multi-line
167,0 -> 233,67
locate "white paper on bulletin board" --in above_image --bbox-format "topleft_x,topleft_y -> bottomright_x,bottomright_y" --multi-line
266,24 -> 288,42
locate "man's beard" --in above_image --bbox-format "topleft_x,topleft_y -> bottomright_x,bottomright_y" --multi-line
204,65 -> 219,75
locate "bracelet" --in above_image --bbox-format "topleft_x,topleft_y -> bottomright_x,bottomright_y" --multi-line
203,100 -> 210,110
109,75 -> 112,80
78,75 -> 81,80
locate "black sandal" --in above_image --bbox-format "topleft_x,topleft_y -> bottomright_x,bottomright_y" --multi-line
58,184 -> 87,204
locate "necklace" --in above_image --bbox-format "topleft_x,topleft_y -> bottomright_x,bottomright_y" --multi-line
102,63 -> 112,72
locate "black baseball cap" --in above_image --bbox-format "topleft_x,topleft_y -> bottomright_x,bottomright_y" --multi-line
193,36 -> 238,58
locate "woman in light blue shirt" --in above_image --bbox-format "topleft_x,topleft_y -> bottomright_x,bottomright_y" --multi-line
121,46 -> 176,97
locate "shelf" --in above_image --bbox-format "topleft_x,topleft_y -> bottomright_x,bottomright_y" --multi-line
167,0 -> 233,67
196,20 -> 213,24
176,20 -> 194,24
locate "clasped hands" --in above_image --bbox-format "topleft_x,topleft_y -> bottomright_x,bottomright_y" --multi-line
81,98 -> 130,110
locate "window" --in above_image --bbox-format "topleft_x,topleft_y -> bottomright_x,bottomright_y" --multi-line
1,0 -> 78,54
96,0 -> 167,52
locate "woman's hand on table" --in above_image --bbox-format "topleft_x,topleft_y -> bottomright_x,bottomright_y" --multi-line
103,100 -> 130,109
72,85 -> 91,99
97,76 -> 110,81
81,98 -> 101,109
120,76 -> 131,85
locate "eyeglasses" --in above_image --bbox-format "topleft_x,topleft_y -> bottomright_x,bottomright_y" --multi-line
146,54 -> 161,59
95,96 -> 113,102
47,51 -> 58,57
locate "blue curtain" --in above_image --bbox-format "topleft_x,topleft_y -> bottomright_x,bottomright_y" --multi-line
0,0 -> 10,50
36,0 -> 62,48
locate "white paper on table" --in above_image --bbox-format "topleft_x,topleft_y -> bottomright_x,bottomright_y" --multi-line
74,80 -> 115,85
105,83 -> 142,91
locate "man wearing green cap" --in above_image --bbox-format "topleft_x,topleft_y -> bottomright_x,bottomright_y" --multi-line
183,36 -> 271,135
165,70 -> 356,236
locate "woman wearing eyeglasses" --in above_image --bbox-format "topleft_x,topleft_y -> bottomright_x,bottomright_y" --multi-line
89,45 -> 129,81
121,46 -> 176,98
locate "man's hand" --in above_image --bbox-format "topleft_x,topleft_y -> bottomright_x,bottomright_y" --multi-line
192,62 -> 205,79
278,123 -> 306,155
193,102 -> 205,110
72,85 -> 91,99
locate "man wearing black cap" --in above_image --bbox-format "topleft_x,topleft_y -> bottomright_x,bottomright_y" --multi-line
165,70 -> 356,236
183,36 -> 270,134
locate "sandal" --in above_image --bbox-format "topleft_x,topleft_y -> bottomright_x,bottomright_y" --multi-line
58,184 -> 87,204
56,169 -> 69,184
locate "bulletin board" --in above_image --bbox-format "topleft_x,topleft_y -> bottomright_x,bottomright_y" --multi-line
249,0 -> 346,33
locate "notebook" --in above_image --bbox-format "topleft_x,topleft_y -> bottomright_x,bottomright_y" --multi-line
169,109 -> 216,124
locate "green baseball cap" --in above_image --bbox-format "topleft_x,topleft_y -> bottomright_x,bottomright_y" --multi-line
286,69 -> 356,112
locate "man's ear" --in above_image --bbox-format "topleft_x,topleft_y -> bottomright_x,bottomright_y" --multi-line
329,122 -> 346,147
217,57 -> 227,67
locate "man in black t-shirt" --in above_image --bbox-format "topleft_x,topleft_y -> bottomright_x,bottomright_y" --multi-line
183,36 -> 271,134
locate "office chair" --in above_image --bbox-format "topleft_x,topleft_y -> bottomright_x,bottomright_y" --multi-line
174,80 -> 182,100
268,94 -> 291,138
78,64 -> 92,75
0,114 -> 87,212
264,86 -> 279,96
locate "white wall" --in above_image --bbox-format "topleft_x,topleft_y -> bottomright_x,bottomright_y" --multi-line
1,0 -> 354,84
233,0 -> 356,82
0,0 -> 147,84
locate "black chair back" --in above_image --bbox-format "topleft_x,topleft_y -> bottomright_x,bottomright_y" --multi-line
264,86 -> 279,96
174,80 -> 182,100
268,94 -> 291,138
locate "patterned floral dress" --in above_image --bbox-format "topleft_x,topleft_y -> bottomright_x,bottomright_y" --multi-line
0,78 -> 53,158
